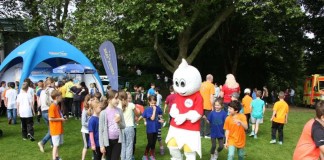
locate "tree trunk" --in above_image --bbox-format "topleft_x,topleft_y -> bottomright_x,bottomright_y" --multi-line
154,5 -> 235,73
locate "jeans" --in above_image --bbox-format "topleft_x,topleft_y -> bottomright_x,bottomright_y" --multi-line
41,110 -> 52,145
7,108 -> 17,124
228,146 -> 245,160
121,127 -> 135,160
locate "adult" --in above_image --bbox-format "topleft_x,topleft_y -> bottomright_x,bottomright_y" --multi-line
290,87 -> 295,106
38,78 -> 55,152
262,86 -> 269,107
293,100 -> 324,159
199,74 -> 215,138
64,79 -> 74,117
214,83 -> 221,99
0,81 -> 7,116
221,74 -> 240,113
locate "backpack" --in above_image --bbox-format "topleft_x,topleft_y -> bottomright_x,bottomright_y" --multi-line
45,88 -> 52,106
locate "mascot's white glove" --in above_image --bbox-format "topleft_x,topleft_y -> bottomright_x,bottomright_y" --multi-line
170,104 -> 202,125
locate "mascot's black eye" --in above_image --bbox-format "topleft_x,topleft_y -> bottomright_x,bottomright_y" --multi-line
180,79 -> 186,87
175,81 -> 179,87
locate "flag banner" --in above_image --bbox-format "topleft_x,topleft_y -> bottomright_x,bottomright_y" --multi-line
99,41 -> 118,90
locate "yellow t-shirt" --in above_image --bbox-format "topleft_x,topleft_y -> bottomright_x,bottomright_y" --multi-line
200,81 -> 215,110
273,100 -> 289,124
64,81 -> 74,98
59,86 -> 66,98
224,113 -> 247,148
242,95 -> 252,114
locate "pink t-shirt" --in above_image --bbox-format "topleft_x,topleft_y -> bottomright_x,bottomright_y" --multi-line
106,107 -> 120,140
222,85 -> 240,103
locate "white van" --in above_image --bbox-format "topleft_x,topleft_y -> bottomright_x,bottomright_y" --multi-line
100,75 -> 110,93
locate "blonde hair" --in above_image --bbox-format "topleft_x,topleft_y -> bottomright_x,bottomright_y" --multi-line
83,94 -> 91,110
224,74 -> 239,89
118,90 -> 128,112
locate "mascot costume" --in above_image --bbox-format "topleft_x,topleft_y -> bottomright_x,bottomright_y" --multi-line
165,59 -> 203,160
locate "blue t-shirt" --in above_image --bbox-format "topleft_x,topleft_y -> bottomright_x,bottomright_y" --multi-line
251,98 -> 265,119
142,106 -> 159,133
36,89 -> 42,97
147,88 -> 156,97
252,92 -> 257,99
88,116 -> 99,147
207,110 -> 227,138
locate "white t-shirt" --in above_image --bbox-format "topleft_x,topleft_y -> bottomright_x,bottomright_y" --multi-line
17,91 -> 33,118
5,89 -> 17,109
156,94 -> 162,107
123,102 -> 135,127
40,87 -> 55,111
290,89 -> 295,96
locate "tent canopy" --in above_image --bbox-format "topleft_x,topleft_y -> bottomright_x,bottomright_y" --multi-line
0,35 -> 103,92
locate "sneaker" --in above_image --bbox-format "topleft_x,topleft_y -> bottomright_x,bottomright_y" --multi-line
163,122 -> 166,127
249,132 -> 255,137
254,135 -> 257,139
278,141 -> 283,145
160,147 -> 165,155
269,140 -> 276,144
38,141 -> 45,152
214,151 -> 219,159
55,157 -> 62,160
142,155 -> 149,160
210,154 -> 215,160
27,133 -> 35,141
149,155 -> 156,160
23,138 -> 27,140
8,118 -> 12,124
205,136 -> 211,139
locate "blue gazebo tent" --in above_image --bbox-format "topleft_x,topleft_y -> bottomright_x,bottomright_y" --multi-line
0,35 -> 103,93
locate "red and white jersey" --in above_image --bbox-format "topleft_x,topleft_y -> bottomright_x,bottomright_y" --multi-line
170,92 -> 204,131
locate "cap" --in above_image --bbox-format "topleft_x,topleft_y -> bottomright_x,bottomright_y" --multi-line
231,92 -> 240,99
244,88 -> 251,94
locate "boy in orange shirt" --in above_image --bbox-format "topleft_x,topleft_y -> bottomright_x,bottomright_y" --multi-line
49,90 -> 66,160
224,101 -> 248,160
242,88 -> 252,132
270,91 -> 289,145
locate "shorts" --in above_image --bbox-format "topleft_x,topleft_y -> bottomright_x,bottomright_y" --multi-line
52,134 -> 64,147
251,117 -> 263,124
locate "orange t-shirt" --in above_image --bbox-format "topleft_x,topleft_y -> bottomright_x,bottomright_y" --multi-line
293,119 -> 320,160
242,95 -> 252,114
200,81 -> 215,110
224,113 -> 247,148
273,100 -> 289,124
49,103 -> 63,136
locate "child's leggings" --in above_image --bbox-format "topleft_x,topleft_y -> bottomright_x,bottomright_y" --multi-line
157,128 -> 162,142
146,133 -> 157,152
210,138 -> 224,154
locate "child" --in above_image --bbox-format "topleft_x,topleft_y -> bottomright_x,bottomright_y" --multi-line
88,100 -> 102,160
249,90 -> 265,139
81,94 -> 91,160
48,90 -> 65,160
207,98 -> 227,160
5,82 -> 17,124
99,90 -> 125,160
164,85 -> 176,127
242,88 -> 252,131
17,82 -> 35,141
142,96 -> 162,160
119,90 -> 136,160
293,100 -> 324,159
147,83 -> 156,98
154,87 -> 165,155
270,91 -> 289,145
89,83 -> 99,97
224,101 -> 248,160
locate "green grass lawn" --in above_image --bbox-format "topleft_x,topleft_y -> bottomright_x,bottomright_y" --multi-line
0,106 -> 315,160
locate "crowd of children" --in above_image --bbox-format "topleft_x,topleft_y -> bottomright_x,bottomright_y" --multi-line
0,76 -> 303,160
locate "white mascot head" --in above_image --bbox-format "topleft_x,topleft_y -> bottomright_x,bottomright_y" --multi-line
173,59 -> 202,96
